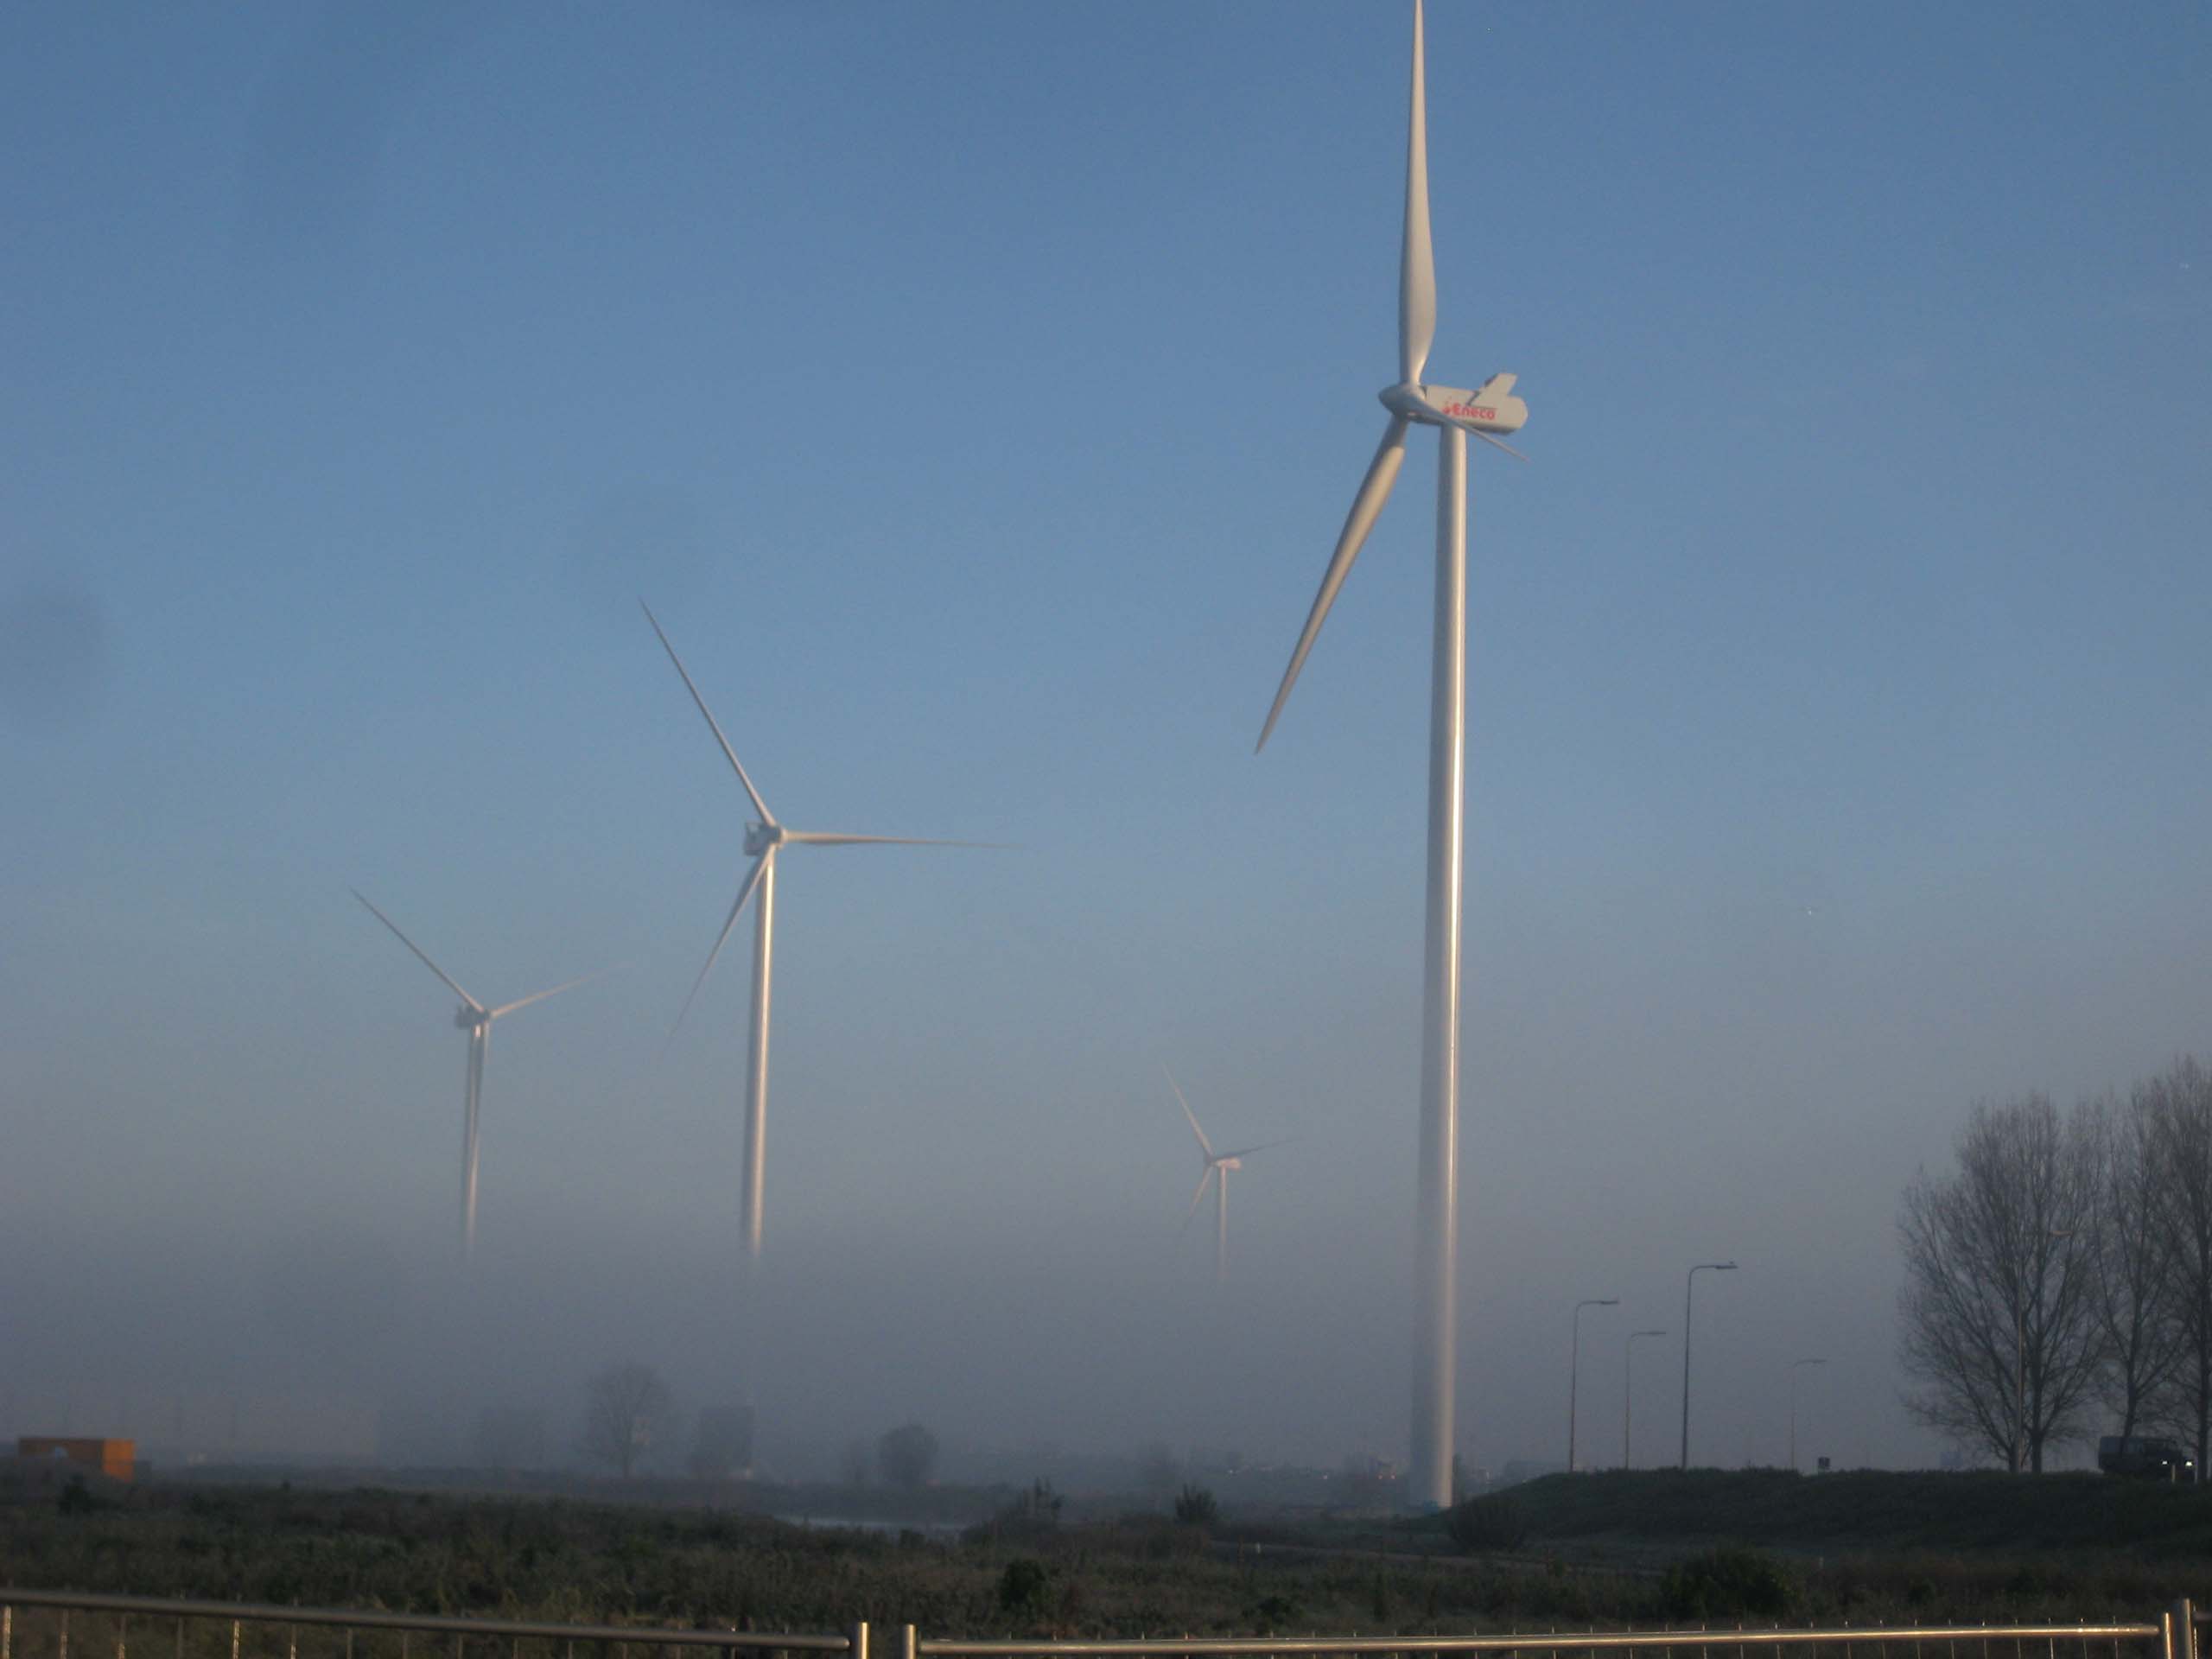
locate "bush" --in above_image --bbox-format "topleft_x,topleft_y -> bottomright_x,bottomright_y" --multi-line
1446,1493 -> 1528,1552
877,1423 -> 939,1490
998,1557 -> 1051,1614
1172,1484 -> 1218,1527
1661,1548 -> 1799,1620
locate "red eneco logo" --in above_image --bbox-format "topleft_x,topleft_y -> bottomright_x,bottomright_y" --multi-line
1444,404 -> 1497,422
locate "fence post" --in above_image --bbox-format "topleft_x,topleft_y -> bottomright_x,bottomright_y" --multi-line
847,1626 -> 868,1659
2173,1604 -> 2198,1659
898,1629 -> 917,1659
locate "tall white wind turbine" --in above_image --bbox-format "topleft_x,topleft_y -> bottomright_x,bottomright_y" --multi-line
1253,0 -> 1530,1510
353,890 -> 606,1260
642,601 -> 990,1262
1164,1065 -> 1294,1287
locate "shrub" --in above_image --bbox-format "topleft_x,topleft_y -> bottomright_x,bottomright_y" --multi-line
877,1423 -> 940,1490
1172,1484 -> 1218,1527
1661,1548 -> 1799,1620
1446,1493 -> 1528,1552
998,1557 -> 1051,1614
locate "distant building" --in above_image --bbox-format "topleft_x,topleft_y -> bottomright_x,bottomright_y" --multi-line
17,1437 -> 136,1481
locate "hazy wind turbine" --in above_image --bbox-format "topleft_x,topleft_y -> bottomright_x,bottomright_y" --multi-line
1164,1065 -> 1294,1286
353,890 -> 605,1260
642,601 -> 990,1262
1253,0 -> 1530,1510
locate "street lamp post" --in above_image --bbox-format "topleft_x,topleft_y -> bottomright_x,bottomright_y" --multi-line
1624,1328 -> 1667,1469
1680,1261 -> 1738,1469
1567,1298 -> 1619,1473
1788,1357 -> 1826,1471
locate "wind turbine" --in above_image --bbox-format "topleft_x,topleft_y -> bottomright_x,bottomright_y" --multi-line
352,890 -> 605,1260
642,601 -> 990,1262
1252,0 -> 1530,1510
1164,1065 -> 1294,1286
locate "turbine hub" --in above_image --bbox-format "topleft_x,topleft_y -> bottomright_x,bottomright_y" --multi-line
743,822 -> 783,857
454,1006 -> 486,1031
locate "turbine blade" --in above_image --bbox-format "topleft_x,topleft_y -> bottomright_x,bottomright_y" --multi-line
639,600 -> 776,825
668,854 -> 772,1045
489,966 -> 615,1020
1255,415 -> 1410,752
780,832 -> 1007,849
1179,1166 -> 1216,1235
1400,0 -> 1436,386
1216,1136 -> 1300,1161
352,889 -> 480,1012
1162,1064 -> 1212,1158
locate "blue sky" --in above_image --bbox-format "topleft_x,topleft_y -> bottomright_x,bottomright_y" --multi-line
3,2 -> 2207,1475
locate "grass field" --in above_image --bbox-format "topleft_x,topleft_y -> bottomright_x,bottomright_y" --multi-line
1,1473 -> 2208,1641
1478,1469 -> 2212,1558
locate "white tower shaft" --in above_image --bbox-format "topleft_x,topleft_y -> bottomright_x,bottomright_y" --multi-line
462,1026 -> 486,1259
1216,1166 -> 1230,1286
742,854 -> 777,1261
1409,423 -> 1467,1510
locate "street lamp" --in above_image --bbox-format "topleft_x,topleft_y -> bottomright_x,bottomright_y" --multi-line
1788,1357 -> 1826,1471
1680,1260 -> 1738,1469
1567,1298 -> 1619,1473
2014,1229 -> 2077,1474
1624,1328 -> 1667,1469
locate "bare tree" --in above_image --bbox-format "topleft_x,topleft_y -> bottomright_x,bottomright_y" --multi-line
2149,1057 -> 2212,1475
1135,1439 -> 1182,1497
580,1363 -> 671,1478
876,1422 -> 939,1489
839,1437 -> 872,1487
1897,1095 -> 2102,1471
2085,1083 -> 2183,1440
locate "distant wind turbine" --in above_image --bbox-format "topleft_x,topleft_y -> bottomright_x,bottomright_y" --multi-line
641,601 -> 993,1262
352,890 -> 606,1260
1252,0 -> 1530,1510
1164,1065 -> 1294,1286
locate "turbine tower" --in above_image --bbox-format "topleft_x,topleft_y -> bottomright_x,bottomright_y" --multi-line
353,890 -> 604,1260
642,601 -> 989,1262
1164,1065 -> 1294,1285
1253,0 -> 1529,1510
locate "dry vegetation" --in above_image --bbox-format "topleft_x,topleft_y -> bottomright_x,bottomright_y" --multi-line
2,1474 -> 2209,1643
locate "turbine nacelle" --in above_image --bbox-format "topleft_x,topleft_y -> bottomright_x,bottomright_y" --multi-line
454,1004 -> 489,1032
744,821 -> 784,857
1381,374 -> 1528,434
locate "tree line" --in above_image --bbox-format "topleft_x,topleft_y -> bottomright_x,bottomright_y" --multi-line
1897,1055 -> 2211,1472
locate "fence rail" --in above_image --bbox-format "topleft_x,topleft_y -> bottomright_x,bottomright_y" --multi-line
0,1591 -> 2196,1659
0,1592 -> 855,1659
914,1634 -> 2172,1657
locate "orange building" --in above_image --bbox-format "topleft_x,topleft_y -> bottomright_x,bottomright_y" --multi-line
17,1437 -> 136,1481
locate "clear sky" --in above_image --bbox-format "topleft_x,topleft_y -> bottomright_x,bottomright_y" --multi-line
3,1 -> 2208,1478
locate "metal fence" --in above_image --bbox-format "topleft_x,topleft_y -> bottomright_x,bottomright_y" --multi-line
0,1592 -> 2197,1659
